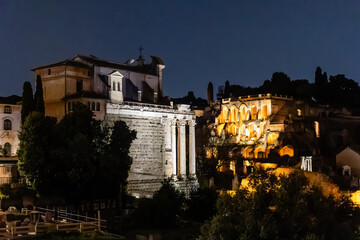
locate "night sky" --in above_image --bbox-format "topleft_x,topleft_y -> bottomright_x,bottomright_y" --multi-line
1,0 -> 360,98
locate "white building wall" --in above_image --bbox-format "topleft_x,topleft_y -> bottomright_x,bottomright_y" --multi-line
0,104 -> 21,157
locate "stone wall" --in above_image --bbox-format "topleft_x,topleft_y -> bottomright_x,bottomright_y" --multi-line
105,113 -> 169,197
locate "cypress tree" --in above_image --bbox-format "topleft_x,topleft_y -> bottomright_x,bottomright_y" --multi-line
315,66 -> 323,86
34,75 -> 45,114
207,82 -> 213,104
21,81 -> 34,124
224,80 -> 230,98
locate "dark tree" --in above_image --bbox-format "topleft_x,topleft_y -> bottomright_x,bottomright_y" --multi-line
315,66 -> 323,86
199,169 -> 360,240
271,72 -> 292,95
18,112 -> 57,193
34,75 -> 45,114
133,180 -> 185,228
18,103 -> 136,201
21,82 -> 34,124
223,80 -> 230,98
207,81 -> 214,104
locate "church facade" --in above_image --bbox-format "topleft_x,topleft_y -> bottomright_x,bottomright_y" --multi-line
32,54 -> 198,197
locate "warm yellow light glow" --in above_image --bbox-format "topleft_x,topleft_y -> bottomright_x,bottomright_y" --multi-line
229,106 -> 238,123
267,132 -> 279,144
297,109 -> 302,116
251,105 -> 257,120
216,124 -> 225,136
240,106 -> 246,121
259,163 -> 277,170
206,147 -> 218,159
314,121 -> 320,138
240,168 -> 341,198
218,107 -> 229,124
254,145 -> 264,158
261,105 -> 268,119
230,161 -> 236,175
243,147 -> 253,158
279,145 -> 294,157
351,191 -> 360,205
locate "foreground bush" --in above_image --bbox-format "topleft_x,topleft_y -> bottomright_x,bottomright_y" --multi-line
199,169 -> 360,240
133,181 -> 185,228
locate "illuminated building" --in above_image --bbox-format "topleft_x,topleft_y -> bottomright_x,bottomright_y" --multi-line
32,54 -> 198,197
213,93 -> 314,175
0,95 -> 21,184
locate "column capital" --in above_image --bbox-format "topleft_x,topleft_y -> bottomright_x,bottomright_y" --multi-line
177,119 -> 187,127
171,118 -> 177,126
189,119 -> 196,127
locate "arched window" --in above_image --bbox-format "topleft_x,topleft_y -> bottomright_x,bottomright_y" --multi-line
4,119 -> 11,130
4,106 -> 12,114
91,102 -> 95,111
251,105 -> 257,120
117,82 -> 121,91
4,143 -> 11,157
96,102 -> 100,111
113,82 -> 116,91
261,105 -> 267,120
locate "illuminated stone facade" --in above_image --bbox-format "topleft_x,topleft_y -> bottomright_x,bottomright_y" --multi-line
33,55 -> 198,197
0,96 -> 21,184
215,94 -> 296,162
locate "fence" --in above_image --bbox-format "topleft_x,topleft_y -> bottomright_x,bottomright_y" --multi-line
36,207 -> 106,230
0,207 -> 108,240
0,221 -> 99,240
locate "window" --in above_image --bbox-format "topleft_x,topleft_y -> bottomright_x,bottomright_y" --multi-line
76,80 -> 83,93
117,82 -> 120,91
87,71 -> 91,76
297,109 -> 302,116
96,102 -> 100,111
4,120 -> 11,130
91,102 -> 95,111
314,121 -> 320,138
4,143 -> 11,157
113,82 -> 116,91
48,69 -> 51,75
4,106 -> 11,114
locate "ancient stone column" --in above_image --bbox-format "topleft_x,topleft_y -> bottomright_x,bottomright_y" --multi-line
162,117 -> 171,151
178,119 -> 187,179
189,119 -> 196,178
171,119 -> 177,179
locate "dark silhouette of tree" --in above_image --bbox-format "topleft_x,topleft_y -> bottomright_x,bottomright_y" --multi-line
21,81 -> 34,124
133,180 -> 185,228
223,80 -> 230,98
34,75 -> 45,114
18,103 -> 136,201
207,81 -> 214,104
271,72 -> 292,95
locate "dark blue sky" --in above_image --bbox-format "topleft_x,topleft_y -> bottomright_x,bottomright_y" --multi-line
1,0 -> 360,98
